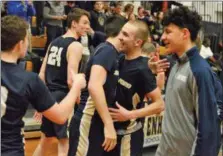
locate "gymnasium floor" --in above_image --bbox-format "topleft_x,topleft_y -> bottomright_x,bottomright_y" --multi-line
25,138 -> 222,156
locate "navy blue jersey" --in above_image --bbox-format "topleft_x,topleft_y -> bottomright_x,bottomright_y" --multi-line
1,61 -> 55,154
76,42 -> 119,118
45,36 -> 76,92
114,56 -> 157,131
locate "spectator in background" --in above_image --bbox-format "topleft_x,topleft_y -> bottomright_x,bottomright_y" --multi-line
152,11 -> 164,43
6,0 -> 36,23
200,37 -> 216,61
103,2 -> 113,17
112,2 -> 123,16
137,6 -> 153,33
33,1 -> 45,35
63,1 -> 76,31
78,27 -> 107,73
43,1 -> 66,55
90,1 -> 107,32
64,1 -> 76,15
6,0 -> 36,60
121,3 -> 136,21
75,1 -> 94,12
142,42 -> 165,90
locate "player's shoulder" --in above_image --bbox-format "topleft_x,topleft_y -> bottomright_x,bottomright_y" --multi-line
68,41 -> 83,50
95,42 -> 115,53
137,56 -> 153,75
137,56 -> 149,69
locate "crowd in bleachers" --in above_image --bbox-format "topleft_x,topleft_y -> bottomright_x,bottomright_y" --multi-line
1,1 -> 223,156
1,0 -> 222,93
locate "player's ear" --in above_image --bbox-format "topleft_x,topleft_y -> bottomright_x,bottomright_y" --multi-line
71,20 -> 77,28
182,28 -> 190,41
17,40 -> 24,52
135,39 -> 143,47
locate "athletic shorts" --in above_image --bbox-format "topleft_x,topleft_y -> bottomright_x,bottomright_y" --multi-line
1,149 -> 24,156
41,90 -> 68,139
104,128 -> 144,156
68,112 -> 106,156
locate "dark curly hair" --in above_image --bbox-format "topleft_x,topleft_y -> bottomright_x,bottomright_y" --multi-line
162,6 -> 202,41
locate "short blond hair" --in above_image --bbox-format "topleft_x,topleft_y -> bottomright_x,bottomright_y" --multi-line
142,42 -> 156,55
128,20 -> 149,44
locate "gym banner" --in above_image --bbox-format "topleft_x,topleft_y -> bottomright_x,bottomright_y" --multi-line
143,113 -> 163,147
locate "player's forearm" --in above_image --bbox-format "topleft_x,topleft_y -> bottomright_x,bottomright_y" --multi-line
39,53 -> 48,83
156,72 -> 165,90
57,84 -> 81,121
88,84 -> 113,125
129,99 -> 164,119
38,72 -> 45,83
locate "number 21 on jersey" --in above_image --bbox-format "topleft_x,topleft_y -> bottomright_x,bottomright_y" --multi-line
47,46 -> 63,67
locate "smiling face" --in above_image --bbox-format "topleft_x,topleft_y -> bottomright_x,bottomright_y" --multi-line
161,23 -> 186,54
118,23 -> 138,53
74,15 -> 90,37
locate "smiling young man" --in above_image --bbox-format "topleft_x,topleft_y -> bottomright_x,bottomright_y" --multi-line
155,6 -> 222,156
106,20 -> 164,156
68,16 -> 127,156
33,8 -> 90,156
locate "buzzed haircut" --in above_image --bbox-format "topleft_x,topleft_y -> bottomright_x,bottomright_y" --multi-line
142,42 -> 156,55
128,20 -> 149,44
67,8 -> 90,28
1,15 -> 29,51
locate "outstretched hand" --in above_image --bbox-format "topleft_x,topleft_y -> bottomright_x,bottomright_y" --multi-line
148,56 -> 170,74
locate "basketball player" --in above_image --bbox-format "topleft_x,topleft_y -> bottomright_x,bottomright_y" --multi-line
33,8 -> 90,156
1,15 -> 86,156
68,15 -> 127,156
107,20 -> 164,156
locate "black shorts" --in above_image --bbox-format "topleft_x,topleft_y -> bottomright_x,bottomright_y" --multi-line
1,149 -> 24,156
104,128 -> 144,156
68,113 -> 106,156
41,90 -> 68,139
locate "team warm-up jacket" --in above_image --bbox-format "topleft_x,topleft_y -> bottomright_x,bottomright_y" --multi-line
156,46 -> 222,156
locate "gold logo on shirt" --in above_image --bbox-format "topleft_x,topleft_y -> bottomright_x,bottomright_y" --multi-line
118,78 -> 132,89
114,70 -> 119,76
98,16 -> 105,26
